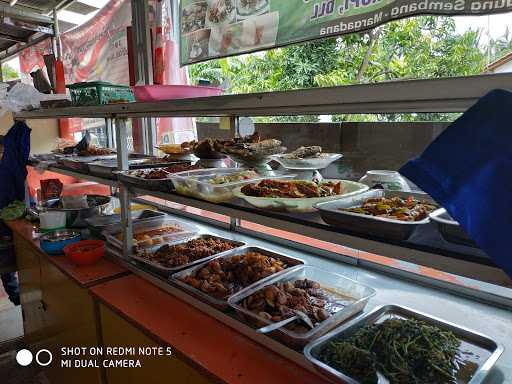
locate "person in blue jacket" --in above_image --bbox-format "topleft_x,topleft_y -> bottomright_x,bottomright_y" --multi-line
0,122 -> 31,306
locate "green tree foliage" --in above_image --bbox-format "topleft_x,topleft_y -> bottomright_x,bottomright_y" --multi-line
189,16 -> 487,122
2,63 -> 19,81
488,27 -> 512,62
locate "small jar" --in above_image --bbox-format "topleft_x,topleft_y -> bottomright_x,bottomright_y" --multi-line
359,170 -> 411,191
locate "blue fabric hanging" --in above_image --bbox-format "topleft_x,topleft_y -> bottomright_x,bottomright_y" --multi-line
0,120 -> 31,209
400,89 -> 512,278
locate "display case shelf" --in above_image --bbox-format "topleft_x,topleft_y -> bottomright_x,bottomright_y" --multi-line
14,73 -> 512,120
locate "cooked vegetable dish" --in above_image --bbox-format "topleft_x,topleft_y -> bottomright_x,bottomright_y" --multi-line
319,318 -> 461,384
242,279 -> 341,333
182,252 -> 290,300
241,180 -> 343,198
343,196 -> 437,222
209,170 -> 259,185
142,237 -> 239,268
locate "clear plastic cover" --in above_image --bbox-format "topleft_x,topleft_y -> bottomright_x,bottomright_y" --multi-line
228,265 -> 375,349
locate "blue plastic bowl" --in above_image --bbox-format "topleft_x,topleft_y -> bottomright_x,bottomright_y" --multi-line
40,229 -> 81,255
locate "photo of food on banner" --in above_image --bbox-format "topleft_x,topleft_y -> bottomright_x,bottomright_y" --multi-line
181,0 -> 278,62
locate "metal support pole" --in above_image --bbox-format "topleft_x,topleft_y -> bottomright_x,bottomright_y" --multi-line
229,115 -> 241,231
131,0 -> 156,155
115,117 -> 133,258
52,8 -> 61,59
105,118 -> 114,148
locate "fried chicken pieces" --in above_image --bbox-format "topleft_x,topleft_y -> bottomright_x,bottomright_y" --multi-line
182,252 -> 288,299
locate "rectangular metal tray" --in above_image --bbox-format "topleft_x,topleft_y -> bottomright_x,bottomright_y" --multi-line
131,234 -> 246,277
170,246 -> 305,312
304,304 -> 504,384
57,155 -> 117,171
102,216 -> 198,252
85,210 -> 165,239
228,265 -> 376,349
117,168 -> 177,192
88,159 -> 188,180
430,208 -> 478,248
315,190 -> 437,241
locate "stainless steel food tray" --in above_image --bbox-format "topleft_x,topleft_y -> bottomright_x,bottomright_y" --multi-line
88,158 -> 183,179
228,265 -> 375,349
116,169 -> 176,192
315,190 -> 437,241
430,208 -> 478,248
170,246 -> 305,312
57,155 -> 117,171
131,234 -> 246,277
304,304 -> 504,384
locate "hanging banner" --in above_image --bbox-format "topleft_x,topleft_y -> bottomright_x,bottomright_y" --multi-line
179,0 -> 512,65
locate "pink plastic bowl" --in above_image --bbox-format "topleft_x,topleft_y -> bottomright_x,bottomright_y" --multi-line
132,85 -> 223,102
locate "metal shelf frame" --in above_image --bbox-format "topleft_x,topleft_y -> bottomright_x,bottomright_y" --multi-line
22,74 -> 512,293
14,73 -> 512,120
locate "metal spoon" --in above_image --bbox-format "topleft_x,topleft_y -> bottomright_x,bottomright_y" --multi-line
256,310 -> 314,334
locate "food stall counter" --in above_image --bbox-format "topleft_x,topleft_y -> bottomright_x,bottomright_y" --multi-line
90,274 -> 329,384
6,219 -> 129,287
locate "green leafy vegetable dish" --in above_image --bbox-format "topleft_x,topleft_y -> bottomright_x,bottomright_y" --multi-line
319,318 -> 461,384
0,200 -> 26,221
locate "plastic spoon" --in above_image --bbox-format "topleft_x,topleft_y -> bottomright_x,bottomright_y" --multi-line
256,310 -> 314,334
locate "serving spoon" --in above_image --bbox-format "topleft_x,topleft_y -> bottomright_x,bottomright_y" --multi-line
256,310 -> 314,334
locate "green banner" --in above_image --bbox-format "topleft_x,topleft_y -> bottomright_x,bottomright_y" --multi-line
180,0 -> 512,65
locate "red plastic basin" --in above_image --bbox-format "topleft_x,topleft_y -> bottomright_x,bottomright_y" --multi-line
132,85 -> 223,102
64,240 -> 105,266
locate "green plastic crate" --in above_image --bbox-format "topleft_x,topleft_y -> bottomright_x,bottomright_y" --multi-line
66,81 -> 135,106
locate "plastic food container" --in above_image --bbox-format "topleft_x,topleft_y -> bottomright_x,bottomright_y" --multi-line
233,180 -> 369,213
64,240 -> 105,266
132,85 -> 223,102
304,305 -> 504,384
131,234 -> 246,277
40,230 -> 81,255
39,211 -> 67,232
430,208 -> 478,248
315,190 -> 436,241
228,265 -> 376,349
103,216 -> 198,252
171,168 -> 295,204
170,246 -> 304,311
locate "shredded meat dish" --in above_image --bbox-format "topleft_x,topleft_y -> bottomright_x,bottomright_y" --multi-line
143,237 -> 239,268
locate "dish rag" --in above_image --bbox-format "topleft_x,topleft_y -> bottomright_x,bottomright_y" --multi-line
400,89 -> 512,278
0,120 -> 31,209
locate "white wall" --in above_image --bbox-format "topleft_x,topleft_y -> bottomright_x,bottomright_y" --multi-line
494,61 -> 512,73
0,113 -> 59,154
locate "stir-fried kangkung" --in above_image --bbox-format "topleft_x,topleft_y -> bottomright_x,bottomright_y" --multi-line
319,318 -> 461,384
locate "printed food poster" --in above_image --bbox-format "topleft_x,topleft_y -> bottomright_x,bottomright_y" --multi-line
180,0 -> 512,65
